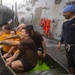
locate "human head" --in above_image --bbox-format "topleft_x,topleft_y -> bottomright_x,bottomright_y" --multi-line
25,25 -> 34,32
20,28 -> 31,39
21,17 -> 25,22
2,25 -> 7,31
17,24 -> 26,32
63,5 -> 75,19
41,18 -> 45,21
3,25 -> 12,34
25,25 -> 34,36
10,30 -> 16,36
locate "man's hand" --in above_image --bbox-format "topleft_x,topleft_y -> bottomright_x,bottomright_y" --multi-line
43,52 -> 46,58
6,57 -> 13,66
57,42 -> 61,51
2,53 -> 11,59
2,53 -> 9,58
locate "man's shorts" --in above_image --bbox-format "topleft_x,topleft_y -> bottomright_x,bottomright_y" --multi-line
19,57 -> 36,72
37,45 -> 43,52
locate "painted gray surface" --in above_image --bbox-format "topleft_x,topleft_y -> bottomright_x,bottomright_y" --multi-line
17,0 -> 74,40
44,37 -> 68,69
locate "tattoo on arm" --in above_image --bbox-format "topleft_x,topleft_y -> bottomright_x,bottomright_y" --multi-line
2,40 -> 11,45
7,35 -> 20,39
1,40 -> 20,46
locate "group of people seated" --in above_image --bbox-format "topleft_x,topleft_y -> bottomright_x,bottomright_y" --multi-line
0,23 -> 47,73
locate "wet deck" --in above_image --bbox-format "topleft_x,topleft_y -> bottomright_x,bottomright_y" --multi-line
44,37 -> 68,69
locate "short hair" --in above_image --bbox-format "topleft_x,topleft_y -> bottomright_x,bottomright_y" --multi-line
17,24 -> 26,28
11,29 -> 16,34
17,24 -> 26,30
25,25 -> 34,31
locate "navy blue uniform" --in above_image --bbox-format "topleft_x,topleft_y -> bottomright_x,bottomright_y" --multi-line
60,17 -> 75,68
60,17 -> 75,44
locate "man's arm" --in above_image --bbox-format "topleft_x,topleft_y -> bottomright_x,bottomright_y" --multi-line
57,31 -> 64,51
41,41 -> 46,58
0,40 -> 20,46
5,35 -> 20,39
60,34 -> 64,44
2,46 -> 17,58
10,50 -> 20,61
6,50 -> 20,66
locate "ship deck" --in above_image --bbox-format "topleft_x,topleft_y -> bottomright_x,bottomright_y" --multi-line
44,37 -> 68,69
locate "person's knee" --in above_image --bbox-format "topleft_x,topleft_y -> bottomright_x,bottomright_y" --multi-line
11,61 -> 24,72
37,51 -> 43,59
38,51 -> 42,56
11,62 -> 17,70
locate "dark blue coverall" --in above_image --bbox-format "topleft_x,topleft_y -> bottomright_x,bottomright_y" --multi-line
60,17 -> 75,68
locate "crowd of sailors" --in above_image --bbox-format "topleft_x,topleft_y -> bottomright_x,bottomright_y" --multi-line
0,20 -> 46,72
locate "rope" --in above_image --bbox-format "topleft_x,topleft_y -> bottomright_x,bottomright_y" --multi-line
65,43 -> 75,51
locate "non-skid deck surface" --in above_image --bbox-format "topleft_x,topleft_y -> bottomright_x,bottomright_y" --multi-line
0,50 -> 69,75
30,62 -> 51,72
0,57 -> 52,75
0,57 -> 61,75
17,62 -> 50,75
17,70 -> 61,75
0,49 -> 69,75
17,62 -> 61,75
